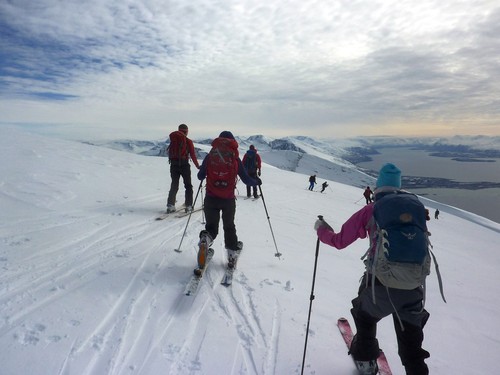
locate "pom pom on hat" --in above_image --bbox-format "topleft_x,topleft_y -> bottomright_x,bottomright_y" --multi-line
219,131 -> 235,139
376,163 -> 401,188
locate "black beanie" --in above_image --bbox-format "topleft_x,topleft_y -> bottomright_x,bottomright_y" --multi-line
219,131 -> 234,139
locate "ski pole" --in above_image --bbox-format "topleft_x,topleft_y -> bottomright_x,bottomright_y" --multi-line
200,184 -> 206,224
175,181 -> 203,252
301,215 -> 323,375
257,185 -> 282,259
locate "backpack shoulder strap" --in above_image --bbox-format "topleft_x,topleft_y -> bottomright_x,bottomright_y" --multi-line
428,241 -> 447,303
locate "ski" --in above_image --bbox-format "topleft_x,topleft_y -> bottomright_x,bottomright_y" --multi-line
155,207 -> 203,221
337,317 -> 392,375
184,248 -> 214,296
155,212 -> 171,221
175,207 -> 203,218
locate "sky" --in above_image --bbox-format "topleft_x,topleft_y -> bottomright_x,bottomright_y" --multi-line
1,126 -> 499,374
1,0 -> 500,140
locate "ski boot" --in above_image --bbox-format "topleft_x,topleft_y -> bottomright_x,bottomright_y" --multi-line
354,360 -> 378,375
195,230 -> 213,276
227,241 -> 243,269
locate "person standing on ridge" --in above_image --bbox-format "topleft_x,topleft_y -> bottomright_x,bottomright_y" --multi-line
434,209 -> 440,220
308,174 -> 317,191
166,124 -> 200,213
364,186 -> 374,204
314,163 -> 433,375
321,181 -> 329,193
242,145 -> 262,198
195,131 -> 261,275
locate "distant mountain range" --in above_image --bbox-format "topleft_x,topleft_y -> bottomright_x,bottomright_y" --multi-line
85,135 -> 500,190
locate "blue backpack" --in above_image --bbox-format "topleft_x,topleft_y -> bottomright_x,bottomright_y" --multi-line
368,191 -> 441,291
244,150 -> 257,173
364,190 -> 446,324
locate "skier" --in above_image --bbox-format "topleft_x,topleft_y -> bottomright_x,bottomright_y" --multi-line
314,163 -> 431,375
434,209 -> 440,220
308,175 -> 317,191
166,124 -> 200,213
196,131 -> 261,274
242,145 -> 262,198
363,186 -> 373,204
320,181 -> 329,193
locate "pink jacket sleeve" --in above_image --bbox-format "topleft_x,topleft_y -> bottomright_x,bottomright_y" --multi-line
316,204 -> 374,250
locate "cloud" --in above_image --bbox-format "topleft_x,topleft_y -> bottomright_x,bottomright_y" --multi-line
1,0 -> 499,139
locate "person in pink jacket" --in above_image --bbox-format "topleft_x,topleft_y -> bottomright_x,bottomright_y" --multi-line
314,163 -> 430,375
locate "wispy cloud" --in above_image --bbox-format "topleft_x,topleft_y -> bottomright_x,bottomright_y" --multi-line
1,0 -> 499,139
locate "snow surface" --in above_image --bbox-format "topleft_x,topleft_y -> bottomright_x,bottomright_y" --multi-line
1,127 -> 499,375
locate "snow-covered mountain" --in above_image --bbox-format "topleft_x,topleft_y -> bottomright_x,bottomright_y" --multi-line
1,127 -> 499,375
87,133 -> 500,188
86,135 -> 377,189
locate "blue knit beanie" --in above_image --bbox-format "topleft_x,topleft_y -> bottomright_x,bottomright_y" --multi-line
376,163 -> 401,188
219,131 -> 235,140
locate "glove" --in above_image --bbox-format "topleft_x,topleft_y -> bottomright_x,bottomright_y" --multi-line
258,169 -> 261,176
314,218 -> 332,231
255,177 -> 262,186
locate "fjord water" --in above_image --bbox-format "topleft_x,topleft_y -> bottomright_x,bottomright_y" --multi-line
357,148 -> 500,224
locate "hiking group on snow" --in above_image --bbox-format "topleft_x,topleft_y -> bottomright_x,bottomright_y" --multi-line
163,124 -> 445,375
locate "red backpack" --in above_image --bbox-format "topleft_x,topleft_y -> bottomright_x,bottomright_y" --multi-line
168,131 -> 188,162
206,137 -> 239,199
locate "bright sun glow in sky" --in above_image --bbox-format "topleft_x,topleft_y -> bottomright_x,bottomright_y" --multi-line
1,0 -> 499,140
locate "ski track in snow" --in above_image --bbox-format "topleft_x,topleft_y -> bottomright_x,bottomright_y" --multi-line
0,192 -> 208,374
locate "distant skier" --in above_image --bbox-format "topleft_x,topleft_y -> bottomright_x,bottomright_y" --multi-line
242,145 -> 262,199
308,175 -> 317,191
363,186 -> 374,204
425,209 -> 431,221
435,209 -> 440,220
320,181 -> 329,193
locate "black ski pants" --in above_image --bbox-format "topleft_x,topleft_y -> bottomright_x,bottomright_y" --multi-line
246,171 -> 258,198
167,162 -> 193,207
350,274 -> 430,375
203,195 -> 239,250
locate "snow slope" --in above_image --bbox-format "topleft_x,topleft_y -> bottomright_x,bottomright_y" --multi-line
1,127 -> 499,375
